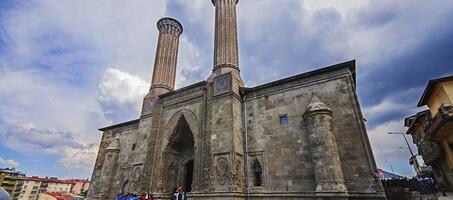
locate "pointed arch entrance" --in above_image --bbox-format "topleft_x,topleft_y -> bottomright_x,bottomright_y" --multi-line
163,115 -> 195,193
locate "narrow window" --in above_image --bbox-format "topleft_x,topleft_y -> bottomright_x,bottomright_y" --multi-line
279,115 -> 288,126
252,159 -> 264,187
131,143 -> 136,151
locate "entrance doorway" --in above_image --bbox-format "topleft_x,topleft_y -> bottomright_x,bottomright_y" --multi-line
184,160 -> 194,192
164,115 -> 195,193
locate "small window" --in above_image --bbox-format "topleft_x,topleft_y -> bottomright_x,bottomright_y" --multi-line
252,159 -> 264,187
132,143 -> 137,151
279,115 -> 288,126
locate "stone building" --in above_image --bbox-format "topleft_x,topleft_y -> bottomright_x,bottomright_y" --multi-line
87,0 -> 385,199
405,75 -> 453,191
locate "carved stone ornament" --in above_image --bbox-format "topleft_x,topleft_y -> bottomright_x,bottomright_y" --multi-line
143,100 -> 154,114
229,159 -> 244,191
214,73 -> 231,95
216,157 -> 229,186
130,166 -> 145,193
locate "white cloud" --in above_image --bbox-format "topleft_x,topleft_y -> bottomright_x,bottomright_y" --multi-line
98,68 -> 149,110
303,0 -> 368,14
58,146 -> 98,176
0,157 -> 20,168
362,98 -> 417,124
0,0 -> 167,177
2,0 -> 167,77
0,122 -> 98,176
368,120 -> 418,176
0,68 -> 108,176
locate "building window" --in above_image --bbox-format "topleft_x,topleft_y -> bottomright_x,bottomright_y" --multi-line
279,115 -> 288,126
252,159 -> 264,187
132,143 -> 137,151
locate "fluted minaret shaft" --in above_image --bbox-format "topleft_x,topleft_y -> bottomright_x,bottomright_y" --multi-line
148,17 -> 183,98
212,0 -> 239,73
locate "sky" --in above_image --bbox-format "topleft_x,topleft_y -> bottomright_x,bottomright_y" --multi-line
0,0 -> 452,179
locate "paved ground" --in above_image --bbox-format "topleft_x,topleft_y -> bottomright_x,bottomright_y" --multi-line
439,192 -> 453,200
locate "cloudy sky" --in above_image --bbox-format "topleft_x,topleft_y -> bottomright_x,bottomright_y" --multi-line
0,0 -> 452,179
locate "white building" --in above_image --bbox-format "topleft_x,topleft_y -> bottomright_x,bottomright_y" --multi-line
18,177 -> 75,200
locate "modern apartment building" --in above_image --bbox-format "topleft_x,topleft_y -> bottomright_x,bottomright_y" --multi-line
19,177 -> 75,200
405,75 -> 453,190
0,168 -> 26,200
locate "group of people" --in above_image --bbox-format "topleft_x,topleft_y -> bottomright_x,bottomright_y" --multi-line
381,176 -> 444,195
170,185 -> 188,200
116,193 -> 154,200
115,185 -> 187,200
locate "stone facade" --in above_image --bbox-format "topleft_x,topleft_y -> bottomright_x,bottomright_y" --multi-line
87,1 -> 385,199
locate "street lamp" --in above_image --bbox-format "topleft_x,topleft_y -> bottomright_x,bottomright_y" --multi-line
385,160 -> 396,175
388,131 -> 418,174
387,132 -> 416,160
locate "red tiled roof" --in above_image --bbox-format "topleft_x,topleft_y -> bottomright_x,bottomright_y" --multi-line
26,177 -> 75,184
64,179 -> 91,184
417,75 -> 453,107
45,192 -> 74,200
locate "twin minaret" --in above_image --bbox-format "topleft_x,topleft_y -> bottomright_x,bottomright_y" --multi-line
145,17 -> 183,100
212,0 -> 240,75
144,0 -> 241,102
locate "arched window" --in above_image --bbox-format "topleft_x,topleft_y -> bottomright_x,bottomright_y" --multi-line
252,159 -> 263,187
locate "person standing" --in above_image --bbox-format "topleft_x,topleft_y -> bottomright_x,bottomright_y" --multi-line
116,193 -> 122,200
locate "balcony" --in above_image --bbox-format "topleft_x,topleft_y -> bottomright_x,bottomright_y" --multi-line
426,104 -> 453,141
2,186 -> 14,191
1,180 -> 16,186
417,133 -> 442,165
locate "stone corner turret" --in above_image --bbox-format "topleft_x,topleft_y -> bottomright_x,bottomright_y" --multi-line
303,94 -> 332,118
303,93 -> 348,194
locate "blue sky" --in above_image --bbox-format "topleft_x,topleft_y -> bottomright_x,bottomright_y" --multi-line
0,0 -> 452,179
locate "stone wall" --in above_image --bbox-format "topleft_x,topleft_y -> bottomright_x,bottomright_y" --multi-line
88,62 -> 386,200
88,120 -> 141,199
243,64 -> 384,199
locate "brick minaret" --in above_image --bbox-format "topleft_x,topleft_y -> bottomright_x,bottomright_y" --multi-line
211,0 -> 240,77
145,17 -> 183,99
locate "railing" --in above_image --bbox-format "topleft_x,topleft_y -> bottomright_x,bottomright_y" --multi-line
418,136 -> 442,165
425,104 -> 453,139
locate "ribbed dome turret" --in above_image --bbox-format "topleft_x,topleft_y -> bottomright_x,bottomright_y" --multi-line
304,94 -> 332,117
